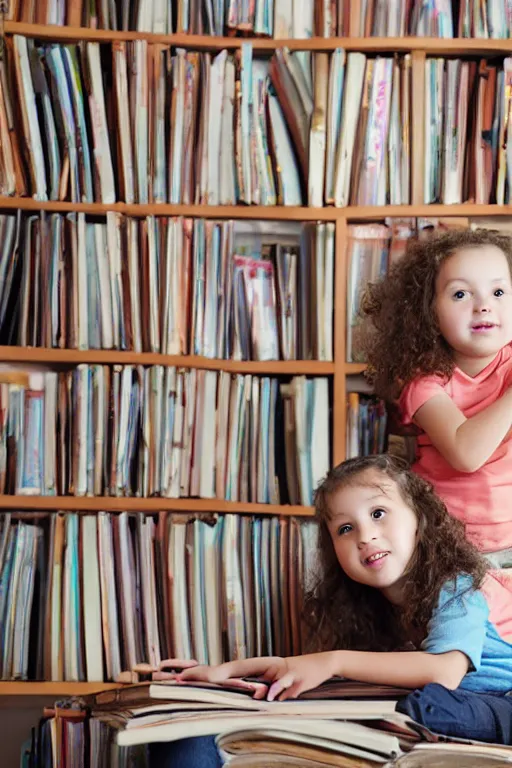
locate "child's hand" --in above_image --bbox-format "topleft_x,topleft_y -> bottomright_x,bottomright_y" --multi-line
178,653 -> 336,701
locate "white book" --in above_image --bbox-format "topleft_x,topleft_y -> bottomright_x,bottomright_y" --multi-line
127,218 -> 142,353
13,36 -> 47,201
274,0 -> 293,37
207,51 -> 227,205
106,213 -> 123,349
113,43 -> 135,204
162,219 -> 181,355
333,53 -> 366,207
219,57 -> 237,205
86,43 -> 116,203
169,521 -> 193,659
44,372 -> 57,495
77,214 -> 89,350
203,521 -> 223,665
134,41 -> 149,204
139,518 -> 161,669
199,370 -> 217,498
93,223 -> 114,349
323,223 -> 334,362
268,94 -> 302,206
98,513 -> 122,681
168,371 -> 184,498
191,521 -> 209,664
215,371 -> 231,498
311,378 -> 329,490
82,516 -> 104,681
147,217 -> 161,353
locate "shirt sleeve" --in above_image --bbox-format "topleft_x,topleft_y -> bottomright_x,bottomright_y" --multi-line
421,576 -> 489,672
399,376 -> 447,425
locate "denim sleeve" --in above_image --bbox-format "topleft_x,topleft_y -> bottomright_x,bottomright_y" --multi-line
420,576 -> 489,672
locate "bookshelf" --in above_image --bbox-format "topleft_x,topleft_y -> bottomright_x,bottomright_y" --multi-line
0,11 -> 510,702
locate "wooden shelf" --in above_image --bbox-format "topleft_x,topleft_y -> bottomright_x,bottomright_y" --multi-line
0,681 -> 120,696
0,197 -> 511,219
0,197 -> 336,220
5,24 -> 512,55
0,496 -> 314,516
0,347 -> 335,375
345,362 -> 367,374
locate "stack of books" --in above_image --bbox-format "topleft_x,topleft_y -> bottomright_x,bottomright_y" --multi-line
23,678 -> 512,766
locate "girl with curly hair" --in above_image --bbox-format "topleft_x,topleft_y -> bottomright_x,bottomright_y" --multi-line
362,228 -> 512,638
151,455 -> 512,766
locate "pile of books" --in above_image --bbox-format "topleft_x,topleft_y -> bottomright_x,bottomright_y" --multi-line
23,678 -> 512,766
0,512 -> 319,682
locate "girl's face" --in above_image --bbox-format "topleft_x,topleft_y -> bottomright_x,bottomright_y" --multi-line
434,245 -> 512,375
325,469 -> 418,605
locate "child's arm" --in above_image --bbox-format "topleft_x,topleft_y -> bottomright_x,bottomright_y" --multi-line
413,388 -> 512,472
177,649 -> 469,701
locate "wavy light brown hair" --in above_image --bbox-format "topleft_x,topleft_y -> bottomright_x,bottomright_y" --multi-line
303,454 -> 487,653
361,228 -> 512,401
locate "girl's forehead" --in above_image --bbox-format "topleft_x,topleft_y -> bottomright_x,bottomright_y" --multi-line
438,245 -> 510,277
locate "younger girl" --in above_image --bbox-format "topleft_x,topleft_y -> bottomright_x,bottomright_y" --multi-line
151,455 -> 512,766
361,228 -> 512,636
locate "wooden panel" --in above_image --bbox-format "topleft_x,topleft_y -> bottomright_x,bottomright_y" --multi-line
0,495 -> 314,515
1,197 -> 512,220
5,25 -> 512,54
0,197 -> 337,220
0,682 -> 120,696
0,347 -> 335,374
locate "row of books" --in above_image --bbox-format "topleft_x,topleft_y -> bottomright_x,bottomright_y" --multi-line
1,367 -> 330,504
10,0 -> 510,39
0,214 -> 334,362
6,37 -> 411,206
423,57 -> 512,205
346,392 -> 387,459
346,216 -> 492,362
0,511 -> 318,682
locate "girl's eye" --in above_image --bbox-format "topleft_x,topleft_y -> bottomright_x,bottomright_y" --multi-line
371,508 -> 386,520
338,524 -> 352,536
494,288 -> 505,297
453,290 -> 467,300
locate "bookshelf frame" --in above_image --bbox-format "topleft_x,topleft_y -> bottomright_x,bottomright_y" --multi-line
2,20 -> 512,696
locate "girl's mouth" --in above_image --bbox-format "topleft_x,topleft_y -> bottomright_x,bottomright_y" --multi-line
471,322 -> 496,333
364,552 -> 389,568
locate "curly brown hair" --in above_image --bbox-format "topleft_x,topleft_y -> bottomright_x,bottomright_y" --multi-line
361,228 -> 512,401
303,454 -> 487,653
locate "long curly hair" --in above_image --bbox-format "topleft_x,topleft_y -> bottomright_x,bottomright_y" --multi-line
361,228 -> 512,401
303,454 -> 487,653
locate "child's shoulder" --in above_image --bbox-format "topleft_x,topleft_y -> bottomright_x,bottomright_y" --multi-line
399,373 -> 449,424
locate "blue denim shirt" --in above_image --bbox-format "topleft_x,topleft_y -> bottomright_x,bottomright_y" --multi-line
421,575 -> 512,693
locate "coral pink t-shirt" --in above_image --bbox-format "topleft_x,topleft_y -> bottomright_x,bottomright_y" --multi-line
400,344 -> 512,553
400,346 -> 512,638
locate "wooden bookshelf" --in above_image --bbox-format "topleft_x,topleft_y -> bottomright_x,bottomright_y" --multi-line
0,682 -> 120,696
0,346 -> 335,374
0,19 -> 506,701
1,197 -> 512,219
0,496 -> 315,515
6,23 -> 512,55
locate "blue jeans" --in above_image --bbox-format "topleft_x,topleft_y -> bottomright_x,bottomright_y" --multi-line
148,685 -> 512,766
396,683 -> 512,743
149,736 -> 223,768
